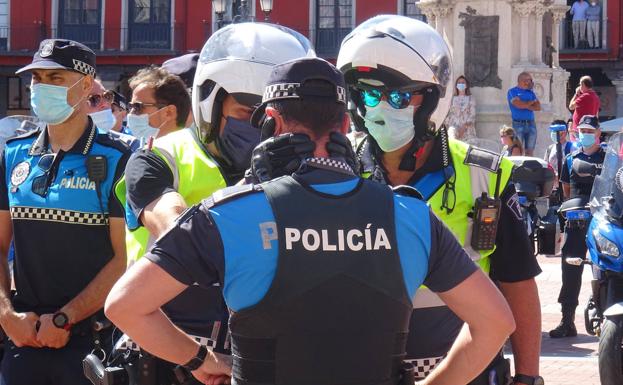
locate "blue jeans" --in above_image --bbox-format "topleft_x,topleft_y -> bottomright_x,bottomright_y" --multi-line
512,119 -> 537,151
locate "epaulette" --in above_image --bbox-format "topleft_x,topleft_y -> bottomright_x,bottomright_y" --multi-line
464,145 -> 502,173
392,185 -> 424,201
203,184 -> 264,209
5,127 -> 40,145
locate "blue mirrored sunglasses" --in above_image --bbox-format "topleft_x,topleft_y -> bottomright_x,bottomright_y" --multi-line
360,89 -> 415,110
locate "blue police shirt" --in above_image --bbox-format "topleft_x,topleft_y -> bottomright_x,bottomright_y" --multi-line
146,169 -> 478,312
0,121 -> 131,313
507,86 -> 537,121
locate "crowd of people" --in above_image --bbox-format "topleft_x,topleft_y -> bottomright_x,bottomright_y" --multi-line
0,13 -> 611,385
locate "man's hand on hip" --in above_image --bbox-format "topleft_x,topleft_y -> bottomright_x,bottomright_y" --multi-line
36,313 -> 70,349
1,311 -> 42,348
192,351 -> 233,385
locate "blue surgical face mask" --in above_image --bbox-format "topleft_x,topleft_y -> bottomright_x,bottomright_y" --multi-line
127,108 -> 165,140
216,117 -> 261,172
456,83 -> 466,92
89,108 -> 117,132
31,77 -> 85,125
364,101 -> 415,152
579,132 -> 596,148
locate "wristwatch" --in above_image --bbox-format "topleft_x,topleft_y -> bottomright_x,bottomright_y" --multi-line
182,344 -> 208,371
52,311 -> 73,331
513,374 -> 545,385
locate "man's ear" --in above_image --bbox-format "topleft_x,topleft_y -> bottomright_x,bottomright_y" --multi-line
165,104 -> 178,124
82,75 -> 94,95
266,107 -> 285,136
340,113 -> 350,135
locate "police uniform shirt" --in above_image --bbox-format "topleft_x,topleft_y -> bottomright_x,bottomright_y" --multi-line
560,147 -> 605,198
145,168 -> 478,315
0,121 -> 130,314
374,135 -> 541,363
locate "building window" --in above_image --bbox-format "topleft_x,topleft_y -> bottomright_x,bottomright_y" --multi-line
561,0 -> 606,51
59,0 -> 101,50
315,0 -> 352,57
0,0 -> 7,50
404,0 -> 427,22
129,0 -> 171,49
7,77 -> 29,110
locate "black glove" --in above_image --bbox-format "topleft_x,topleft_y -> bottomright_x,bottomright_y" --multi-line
326,132 -> 360,175
247,133 -> 316,183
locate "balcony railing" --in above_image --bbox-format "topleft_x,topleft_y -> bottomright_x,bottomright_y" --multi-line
56,24 -> 101,50
314,27 -> 352,57
0,25 -> 46,52
560,19 -> 609,52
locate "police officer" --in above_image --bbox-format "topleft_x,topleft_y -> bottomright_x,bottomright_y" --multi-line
110,91 -> 131,135
105,56 -> 515,385
0,39 -> 130,385
550,114 -> 604,338
336,16 -> 543,385
113,23 -> 315,384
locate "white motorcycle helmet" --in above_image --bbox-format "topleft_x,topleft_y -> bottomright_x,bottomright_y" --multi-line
192,23 -> 315,146
337,15 -> 452,167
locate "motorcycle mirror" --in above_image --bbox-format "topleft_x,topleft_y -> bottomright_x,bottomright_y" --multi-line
572,159 -> 599,177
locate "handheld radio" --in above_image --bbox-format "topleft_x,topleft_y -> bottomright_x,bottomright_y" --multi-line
87,156 -> 108,218
470,168 -> 503,250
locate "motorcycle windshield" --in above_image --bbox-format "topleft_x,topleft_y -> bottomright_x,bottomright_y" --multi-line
0,115 -> 43,152
589,132 -> 623,214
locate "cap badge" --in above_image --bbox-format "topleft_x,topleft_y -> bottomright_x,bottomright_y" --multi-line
40,41 -> 54,58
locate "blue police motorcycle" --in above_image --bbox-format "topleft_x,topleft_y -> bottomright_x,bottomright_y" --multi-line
579,132 -> 623,385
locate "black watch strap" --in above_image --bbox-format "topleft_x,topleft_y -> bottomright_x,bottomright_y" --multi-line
182,344 -> 208,371
514,374 -> 543,385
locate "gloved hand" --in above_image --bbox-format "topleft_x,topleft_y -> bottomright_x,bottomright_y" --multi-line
247,133 -> 316,183
326,132 -> 360,175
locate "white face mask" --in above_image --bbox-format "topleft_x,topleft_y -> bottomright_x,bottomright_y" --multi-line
89,108 -> 117,132
363,101 -> 415,152
127,112 -> 160,140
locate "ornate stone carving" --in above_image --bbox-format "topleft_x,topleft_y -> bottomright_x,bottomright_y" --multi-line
459,7 -> 502,88
512,2 -> 534,18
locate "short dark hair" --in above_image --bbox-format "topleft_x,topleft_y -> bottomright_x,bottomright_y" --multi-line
580,75 -> 593,89
268,80 -> 346,137
551,119 -> 567,126
129,66 -> 190,127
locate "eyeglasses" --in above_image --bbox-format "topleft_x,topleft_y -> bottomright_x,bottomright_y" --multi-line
87,90 -> 114,108
127,102 -> 165,114
31,153 -> 57,198
359,88 -> 420,110
441,177 -> 456,213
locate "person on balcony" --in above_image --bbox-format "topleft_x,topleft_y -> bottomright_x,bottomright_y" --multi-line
570,0 -> 589,49
586,0 -> 601,49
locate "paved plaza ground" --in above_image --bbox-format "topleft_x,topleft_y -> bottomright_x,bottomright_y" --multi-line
504,255 -> 600,385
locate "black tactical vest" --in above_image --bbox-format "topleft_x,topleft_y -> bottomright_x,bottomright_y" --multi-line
229,175 -> 413,385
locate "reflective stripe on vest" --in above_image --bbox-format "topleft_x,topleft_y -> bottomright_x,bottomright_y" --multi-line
413,139 -> 513,309
115,129 -> 227,262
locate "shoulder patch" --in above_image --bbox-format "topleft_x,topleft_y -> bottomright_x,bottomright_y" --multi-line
5,127 -> 40,145
392,185 -> 424,200
464,145 -> 501,173
207,184 -> 263,208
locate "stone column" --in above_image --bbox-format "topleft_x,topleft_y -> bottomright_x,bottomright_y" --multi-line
611,79 -> 623,118
437,5 -> 454,42
418,2 -> 441,32
535,7 -> 546,65
513,2 -> 533,64
550,8 -> 568,69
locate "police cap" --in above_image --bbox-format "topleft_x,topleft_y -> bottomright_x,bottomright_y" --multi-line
578,115 -> 599,130
162,53 -> 199,89
16,39 -> 96,77
251,57 -> 347,128
110,90 -> 127,111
